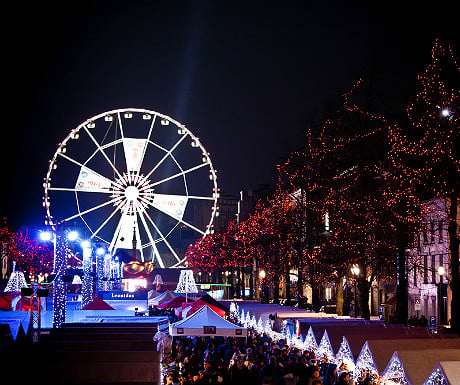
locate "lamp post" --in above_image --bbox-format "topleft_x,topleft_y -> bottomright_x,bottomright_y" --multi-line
39,225 -> 84,328
437,266 -> 447,326
259,269 -> 266,303
351,265 -> 360,318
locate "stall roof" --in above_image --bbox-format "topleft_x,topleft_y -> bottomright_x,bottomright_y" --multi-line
425,361 -> 460,385
384,349 -> 460,385
360,338 -> 460,374
170,305 -> 245,337
149,290 -> 176,306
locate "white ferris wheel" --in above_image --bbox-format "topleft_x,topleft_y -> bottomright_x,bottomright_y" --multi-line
43,108 -> 219,268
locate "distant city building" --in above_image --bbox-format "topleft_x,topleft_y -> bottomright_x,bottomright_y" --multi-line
215,193 -> 239,230
407,197 -> 450,326
238,184 -> 272,222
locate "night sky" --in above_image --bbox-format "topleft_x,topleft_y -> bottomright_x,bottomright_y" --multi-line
2,1 -> 458,229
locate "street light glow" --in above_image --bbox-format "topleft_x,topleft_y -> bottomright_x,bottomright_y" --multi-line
441,108 -> 451,117
67,230 -> 79,241
351,265 -> 360,276
39,230 -> 53,242
80,240 -> 91,248
95,247 -> 106,256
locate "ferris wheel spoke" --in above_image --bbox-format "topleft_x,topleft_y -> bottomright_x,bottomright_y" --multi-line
48,187 -> 115,195
142,209 -> 182,264
136,205 -> 166,267
117,112 -> 126,140
64,196 -> 122,223
58,153 -> 123,191
151,204 -> 205,236
149,162 -> 209,189
137,114 -> 157,178
144,132 -> 189,180
108,205 -> 130,254
90,204 -> 123,240
133,213 -> 145,262
145,208 -> 181,262
83,126 -> 124,181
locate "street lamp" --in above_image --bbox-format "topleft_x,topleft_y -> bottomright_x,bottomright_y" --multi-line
351,265 -> 360,318
437,266 -> 447,326
259,269 -> 267,303
38,226 -> 86,328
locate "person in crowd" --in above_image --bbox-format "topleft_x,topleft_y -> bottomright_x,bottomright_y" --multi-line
418,314 -> 428,327
164,328 -> 361,385
407,315 -> 418,327
307,367 -> 323,385
335,372 -> 351,385
260,355 -> 284,385
230,356 -> 251,384
323,363 -> 337,385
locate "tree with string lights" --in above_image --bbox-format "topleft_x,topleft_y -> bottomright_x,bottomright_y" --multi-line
3,224 -> 54,277
392,40 -> 460,330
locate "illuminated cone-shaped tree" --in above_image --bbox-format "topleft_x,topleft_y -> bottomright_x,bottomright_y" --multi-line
153,274 -> 163,291
175,269 -> 198,302
4,261 -> 28,293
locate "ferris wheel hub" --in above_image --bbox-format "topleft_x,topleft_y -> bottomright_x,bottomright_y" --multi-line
124,185 -> 139,201
112,172 -> 154,212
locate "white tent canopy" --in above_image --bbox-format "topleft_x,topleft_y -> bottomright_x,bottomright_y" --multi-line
148,289 -> 160,300
149,290 -> 176,306
169,305 -> 246,338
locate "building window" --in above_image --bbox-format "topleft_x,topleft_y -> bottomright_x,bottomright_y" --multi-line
430,222 -> 436,244
431,254 -> 436,284
423,226 -> 429,245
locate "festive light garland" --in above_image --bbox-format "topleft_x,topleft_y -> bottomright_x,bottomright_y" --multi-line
81,244 -> 93,308
53,228 -> 67,328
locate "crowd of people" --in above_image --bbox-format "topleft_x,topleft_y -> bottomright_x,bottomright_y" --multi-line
162,332 -> 377,385
407,314 -> 429,327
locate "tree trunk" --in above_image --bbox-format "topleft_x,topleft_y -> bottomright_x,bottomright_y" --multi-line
359,273 -> 371,320
336,276 -> 344,316
311,281 -> 321,312
241,262 -> 246,300
396,225 -> 409,324
448,191 -> 459,333
228,269 -> 234,299
297,260 -> 304,304
285,265 -> 291,304
236,265 -> 241,299
273,270 -> 279,302
249,259 -> 254,300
